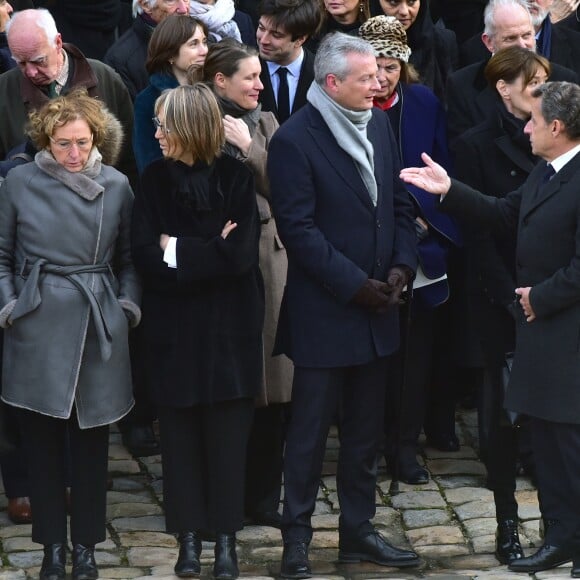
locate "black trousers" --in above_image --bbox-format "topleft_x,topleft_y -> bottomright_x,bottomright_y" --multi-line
17,408 -> 109,546
244,403 -> 287,516
530,417 -> 580,549
282,358 -> 389,543
158,399 -> 254,534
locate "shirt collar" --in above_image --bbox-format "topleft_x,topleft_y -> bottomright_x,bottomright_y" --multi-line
550,143 -> 580,173
54,49 -> 69,94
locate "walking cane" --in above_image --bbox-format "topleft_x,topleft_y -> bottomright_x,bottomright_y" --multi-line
389,278 -> 414,496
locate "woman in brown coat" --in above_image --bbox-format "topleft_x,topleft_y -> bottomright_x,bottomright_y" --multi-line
201,39 -> 292,525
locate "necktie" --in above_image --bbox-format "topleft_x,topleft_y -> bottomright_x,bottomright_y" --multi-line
276,67 -> 290,124
542,164 -> 555,184
48,81 -> 59,98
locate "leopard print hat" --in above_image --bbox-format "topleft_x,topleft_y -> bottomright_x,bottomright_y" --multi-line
359,15 -> 412,62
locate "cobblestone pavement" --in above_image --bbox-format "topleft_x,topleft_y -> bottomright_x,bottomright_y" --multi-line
0,409 -> 569,579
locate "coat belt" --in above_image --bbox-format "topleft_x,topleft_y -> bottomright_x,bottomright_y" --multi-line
11,259 -> 115,361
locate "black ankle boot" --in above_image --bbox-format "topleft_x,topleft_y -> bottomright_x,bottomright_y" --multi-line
495,519 -> 524,564
214,533 -> 238,580
40,543 -> 66,580
174,531 -> 202,578
72,544 -> 98,580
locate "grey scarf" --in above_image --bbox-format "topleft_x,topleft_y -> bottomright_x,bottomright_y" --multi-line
35,147 -> 104,201
307,82 -> 377,206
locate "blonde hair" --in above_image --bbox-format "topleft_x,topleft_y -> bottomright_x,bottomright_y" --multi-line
155,84 -> 224,164
27,89 -> 108,150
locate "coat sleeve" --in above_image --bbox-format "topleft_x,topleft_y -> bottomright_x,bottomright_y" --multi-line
243,113 -> 279,199
175,162 -> 260,282
442,178 -> 521,236
114,178 -> 142,327
454,133 -> 517,304
529,198 -> 580,318
269,130 -> 368,305
0,176 -> 19,326
131,169 -> 181,288
133,87 -> 164,175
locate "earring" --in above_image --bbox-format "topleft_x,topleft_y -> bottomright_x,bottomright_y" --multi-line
359,1 -> 364,13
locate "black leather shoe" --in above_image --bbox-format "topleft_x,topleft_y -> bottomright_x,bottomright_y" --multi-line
339,530 -> 420,567
398,462 -> 429,485
495,519 -> 523,564
72,544 -> 98,580
280,541 -> 311,579
40,543 -> 66,580
174,531 -> 202,577
508,544 -> 574,573
572,560 -> 580,578
121,424 -> 160,457
214,533 -> 238,580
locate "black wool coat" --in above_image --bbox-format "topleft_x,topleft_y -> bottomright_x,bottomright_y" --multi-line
442,152 -> 580,424
131,155 -> 264,408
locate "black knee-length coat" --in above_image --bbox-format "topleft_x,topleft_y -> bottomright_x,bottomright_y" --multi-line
131,155 -> 264,407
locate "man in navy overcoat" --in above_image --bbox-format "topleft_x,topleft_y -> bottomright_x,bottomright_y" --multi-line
268,32 -> 419,579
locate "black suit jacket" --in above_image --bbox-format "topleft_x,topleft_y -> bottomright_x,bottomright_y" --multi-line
446,59 -> 578,147
259,49 -> 315,123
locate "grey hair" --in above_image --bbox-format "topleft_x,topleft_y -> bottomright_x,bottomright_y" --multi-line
6,8 -> 59,46
532,82 -> 580,140
314,32 -> 375,85
133,0 -> 158,17
483,0 -> 530,38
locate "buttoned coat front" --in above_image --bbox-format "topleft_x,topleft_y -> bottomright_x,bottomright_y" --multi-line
443,152 -> 580,424
0,160 -> 140,428
269,104 -> 417,368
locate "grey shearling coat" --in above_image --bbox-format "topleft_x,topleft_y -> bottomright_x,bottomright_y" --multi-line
0,155 -> 141,428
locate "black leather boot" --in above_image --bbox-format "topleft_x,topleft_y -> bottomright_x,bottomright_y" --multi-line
174,531 -> 202,578
72,544 -> 98,580
495,519 -> 524,564
40,543 -> 66,580
214,533 -> 238,580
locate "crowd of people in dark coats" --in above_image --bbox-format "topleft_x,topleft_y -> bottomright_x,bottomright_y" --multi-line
0,0 -> 580,578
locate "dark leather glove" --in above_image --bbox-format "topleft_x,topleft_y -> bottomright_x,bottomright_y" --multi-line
386,266 -> 412,307
351,278 -> 391,313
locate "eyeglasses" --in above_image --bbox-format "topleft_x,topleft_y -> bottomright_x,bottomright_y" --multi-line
49,134 -> 93,152
152,116 -> 171,134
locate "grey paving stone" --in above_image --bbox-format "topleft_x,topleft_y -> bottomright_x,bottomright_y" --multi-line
107,502 -> 163,519
414,545 -> 471,558
312,514 -> 340,529
94,551 -> 122,566
2,537 -> 37,552
0,571 -> 26,579
454,501 -> 496,521
311,531 -> 339,549
237,525 -> 280,544
108,459 -> 141,474
471,535 -> 495,554
406,526 -> 465,546
463,518 -> 497,539
118,531 -> 177,548
373,506 -> 400,527
391,491 -> 446,510
378,478 -> 439,493
444,488 -> 493,506
6,550 -> 43,568
402,509 -> 451,529
428,460 -> 487,477
514,490 -> 540,520
126,547 -> 178,567
111,515 -> 166,532
0,525 -> 32,539
250,546 -> 284,561
443,554 -> 502,569
95,567 -> 145,578
111,476 -> 148,492
437,476 -> 488,489
108,443 -> 133,460
107,490 -> 152,504
520,519 -> 541,547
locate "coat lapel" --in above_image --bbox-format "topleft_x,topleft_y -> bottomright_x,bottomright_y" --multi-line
522,153 -> 580,219
307,107 -> 376,213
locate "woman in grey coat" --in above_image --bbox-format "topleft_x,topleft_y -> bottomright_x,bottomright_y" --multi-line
0,90 -> 141,580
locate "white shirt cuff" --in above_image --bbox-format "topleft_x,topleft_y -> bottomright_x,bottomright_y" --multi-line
163,237 -> 177,268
